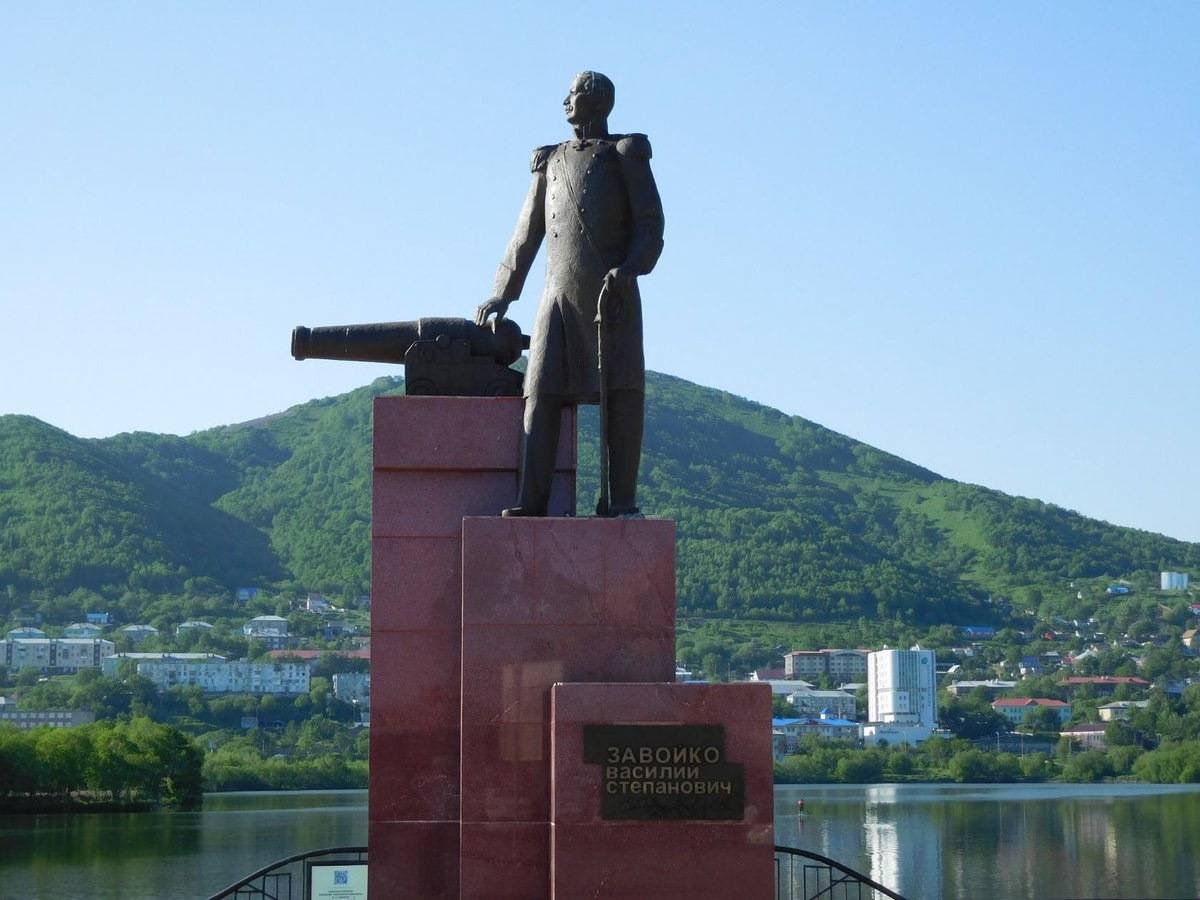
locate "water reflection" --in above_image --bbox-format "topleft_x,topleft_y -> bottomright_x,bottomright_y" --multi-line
0,790 -> 369,900
776,783 -> 1200,899
4,785 -> 1200,898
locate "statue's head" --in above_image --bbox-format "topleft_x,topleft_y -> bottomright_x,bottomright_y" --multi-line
563,71 -> 615,126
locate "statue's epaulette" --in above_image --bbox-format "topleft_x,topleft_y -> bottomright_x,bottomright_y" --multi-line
615,133 -> 652,160
530,144 -> 556,172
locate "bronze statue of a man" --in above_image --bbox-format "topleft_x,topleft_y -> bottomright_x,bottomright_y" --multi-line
475,71 -> 665,517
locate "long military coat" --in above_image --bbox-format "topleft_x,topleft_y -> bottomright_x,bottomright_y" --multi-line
492,133 -> 664,401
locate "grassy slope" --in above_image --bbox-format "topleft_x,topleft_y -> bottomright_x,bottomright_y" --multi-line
2,372 -> 1197,627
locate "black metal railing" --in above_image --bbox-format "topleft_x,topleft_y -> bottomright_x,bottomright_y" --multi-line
775,845 -> 906,900
210,842 -> 901,899
206,846 -> 367,900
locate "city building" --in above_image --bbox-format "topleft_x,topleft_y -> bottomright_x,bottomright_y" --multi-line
786,689 -> 856,720
101,652 -> 226,676
861,723 -> 936,747
243,615 -> 289,635
62,623 -> 104,638
795,712 -> 861,743
946,680 -> 1017,699
117,624 -> 159,644
243,615 -> 292,650
305,593 -> 332,613
127,657 -> 310,694
1161,571 -> 1190,591
1182,629 -> 1199,651
783,651 -> 825,680
3,638 -> 115,674
826,649 -> 869,680
783,649 -> 868,681
863,648 -> 937,746
5,627 -> 46,640
175,620 -> 214,637
961,626 -> 996,639
991,697 -> 1071,726
266,648 -> 371,667
0,698 -> 95,730
85,612 -> 111,625
1059,676 -> 1151,695
772,718 -> 804,758
323,621 -> 358,640
236,587 -> 259,602
746,676 -> 815,696
1097,700 -> 1150,722
1018,656 -> 1044,676
1061,722 -> 1107,750
333,671 -> 370,707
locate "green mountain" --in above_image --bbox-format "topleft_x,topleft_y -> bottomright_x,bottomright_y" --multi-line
2,374 -> 1197,626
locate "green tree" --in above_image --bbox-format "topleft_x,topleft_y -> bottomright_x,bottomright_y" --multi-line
1062,750 -> 1112,782
1020,706 -> 1064,734
835,752 -> 884,783
35,727 -> 93,795
940,696 -> 1008,739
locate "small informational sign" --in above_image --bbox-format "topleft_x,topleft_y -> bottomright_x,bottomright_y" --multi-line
308,861 -> 367,900
582,724 -> 745,820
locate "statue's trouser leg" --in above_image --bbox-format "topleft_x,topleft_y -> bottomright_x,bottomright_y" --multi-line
606,388 -> 644,513
512,393 -> 563,515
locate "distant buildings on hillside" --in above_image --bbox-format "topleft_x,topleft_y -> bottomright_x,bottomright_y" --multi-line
243,615 -> 292,649
786,688 -> 856,720
107,654 -> 310,695
946,680 -> 1017,699
1060,722 -> 1107,749
992,697 -> 1071,726
176,620 -> 214,637
1098,700 -> 1149,722
3,637 -> 115,674
783,649 -> 868,681
1161,571 -> 1190,591
333,672 -> 370,707
63,623 -> 104,638
1059,675 -> 1150,695
0,697 -> 95,730
117,624 -> 159,644
772,713 -> 861,756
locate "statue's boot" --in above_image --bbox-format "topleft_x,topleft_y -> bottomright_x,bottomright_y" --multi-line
600,389 -> 644,518
502,394 -> 562,517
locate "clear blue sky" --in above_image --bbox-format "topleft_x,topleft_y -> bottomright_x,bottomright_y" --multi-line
2,4 -> 1197,542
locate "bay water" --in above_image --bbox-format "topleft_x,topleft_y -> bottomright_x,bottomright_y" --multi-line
2,784 -> 1198,898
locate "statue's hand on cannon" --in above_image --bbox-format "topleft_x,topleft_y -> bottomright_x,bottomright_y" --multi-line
474,297 -> 511,327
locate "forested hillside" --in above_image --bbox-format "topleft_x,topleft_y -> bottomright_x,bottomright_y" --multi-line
2,373 -> 1197,626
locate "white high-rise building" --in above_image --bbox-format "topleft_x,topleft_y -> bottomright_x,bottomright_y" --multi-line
863,648 -> 937,746
1161,571 -> 1190,591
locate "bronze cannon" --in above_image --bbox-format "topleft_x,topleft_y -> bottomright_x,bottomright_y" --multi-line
291,317 -> 529,397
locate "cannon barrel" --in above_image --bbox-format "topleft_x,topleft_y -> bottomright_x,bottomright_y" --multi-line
291,317 -> 528,366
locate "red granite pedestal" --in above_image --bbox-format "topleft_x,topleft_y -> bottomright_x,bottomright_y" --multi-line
550,682 -> 775,899
369,397 -> 574,899
370,396 -> 775,899
458,517 -> 677,899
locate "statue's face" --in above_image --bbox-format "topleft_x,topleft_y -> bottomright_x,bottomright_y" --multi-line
563,74 -> 604,125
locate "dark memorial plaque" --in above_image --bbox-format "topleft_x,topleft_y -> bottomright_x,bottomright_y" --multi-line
582,724 -> 745,820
